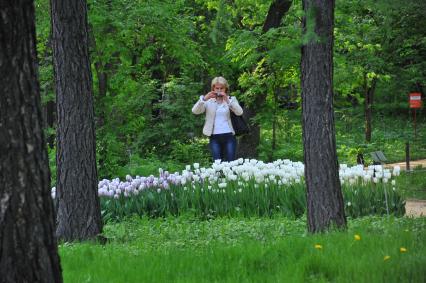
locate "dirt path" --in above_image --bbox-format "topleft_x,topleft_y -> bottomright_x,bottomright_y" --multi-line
405,199 -> 426,217
385,159 -> 426,170
386,159 -> 426,217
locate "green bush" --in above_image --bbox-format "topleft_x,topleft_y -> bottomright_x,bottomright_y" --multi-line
169,138 -> 211,165
116,155 -> 183,178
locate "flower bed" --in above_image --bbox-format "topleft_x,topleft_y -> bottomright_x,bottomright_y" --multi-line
52,159 -> 405,221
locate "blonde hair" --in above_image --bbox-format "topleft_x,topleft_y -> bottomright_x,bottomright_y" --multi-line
211,76 -> 229,92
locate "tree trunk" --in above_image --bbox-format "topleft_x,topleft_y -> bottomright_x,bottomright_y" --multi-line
270,87 -> 279,161
364,75 -> 377,142
51,0 -> 103,241
262,0 -> 293,33
271,115 -> 277,161
0,1 -> 63,281
45,100 -> 56,148
95,62 -> 108,101
237,0 -> 292,158
301,0 -> 346,233
237,105 -> 261,159
40,34 -> 56,148
415,82 -> 426,116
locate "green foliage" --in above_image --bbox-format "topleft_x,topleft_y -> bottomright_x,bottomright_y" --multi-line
116,155 -> 183,179
334,0 -> 387,106
87,0 -> 211,171
343,183 -> 405,218
96,137 -> 208,179
35,0 -> 426,180
260,107 -> 426,165
35,0 -> 55,106
101,182 -> 307,222
97,132 -> 128,179
226,2 -> 302,108
258,107 -> 302,161
145,77 -> 205,151
48,146 -> 56,187
334,0 -> 426,107
168,138 -> 210,165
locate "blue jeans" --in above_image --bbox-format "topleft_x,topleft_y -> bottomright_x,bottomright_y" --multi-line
209,133 -> 237,162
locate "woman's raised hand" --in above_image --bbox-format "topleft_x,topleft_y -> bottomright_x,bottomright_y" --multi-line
204,91 -> 217,101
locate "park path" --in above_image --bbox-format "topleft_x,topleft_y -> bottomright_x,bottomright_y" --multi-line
405,199 -> 426,217
384,159 -> 426,170
385,159 -> 426,217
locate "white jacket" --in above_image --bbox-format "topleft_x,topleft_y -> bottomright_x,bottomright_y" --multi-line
192,96 -> 244,137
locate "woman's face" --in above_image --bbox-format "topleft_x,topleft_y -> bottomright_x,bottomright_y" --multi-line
213,83 -> 226,94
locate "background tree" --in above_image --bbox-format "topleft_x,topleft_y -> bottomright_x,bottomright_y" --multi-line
87,0 -> 208,176
233,0 -> 292,158
334,0 -> 388,142
0,0 -> 62,281
225,0 -> 303,161
333,0 -> 426,142
301,0 -> 346,232
51,0 -> 103,241
376,0 -> 426,116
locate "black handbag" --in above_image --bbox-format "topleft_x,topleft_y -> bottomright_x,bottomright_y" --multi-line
230,111 -> 250,136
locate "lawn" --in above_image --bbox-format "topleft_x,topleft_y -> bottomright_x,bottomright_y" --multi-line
60,216 -> 426,283
397,169 -> 426,200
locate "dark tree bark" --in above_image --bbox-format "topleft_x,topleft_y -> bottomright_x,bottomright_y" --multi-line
301,0 -> 346,233
364,75 -> 377,142
39,34 -> 56,148
237,99 -> 262,159
0,1 -> 63,281
262,0 -> 293,33
94,61 -> 108,101
45,99 -> 56,148
238,0 -> 292,158
51,0 -> 103,241
415,82 -> 426,116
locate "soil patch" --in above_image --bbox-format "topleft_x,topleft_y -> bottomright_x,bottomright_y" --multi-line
385,159 -> 426,170
405,199 -> 426,217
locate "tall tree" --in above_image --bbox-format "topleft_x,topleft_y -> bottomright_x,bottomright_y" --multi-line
0,1 -> 62,281
301,0 -> 346,232
334,0 -> 387,143
238,0 -> 292,158
364,75 -> 377,142
51,0 -> 103,241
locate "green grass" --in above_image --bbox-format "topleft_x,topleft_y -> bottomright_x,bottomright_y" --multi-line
60,216 -> 426,283
397,169 -> 426,200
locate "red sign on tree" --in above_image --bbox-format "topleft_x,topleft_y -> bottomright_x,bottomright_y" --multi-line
409,92 -> 422,108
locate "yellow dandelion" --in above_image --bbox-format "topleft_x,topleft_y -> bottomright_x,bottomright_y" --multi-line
354,234 -> 361,241
400,247 -> 407,253
384,255 -> 391,261
314,244 -> 322,250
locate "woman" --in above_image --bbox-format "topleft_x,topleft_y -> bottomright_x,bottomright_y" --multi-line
192,76 -> 243,162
